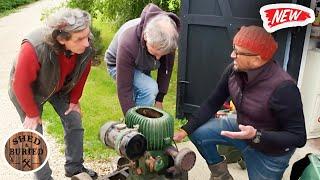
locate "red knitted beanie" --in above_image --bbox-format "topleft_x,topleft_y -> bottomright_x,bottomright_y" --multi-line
233,26 -> 278,61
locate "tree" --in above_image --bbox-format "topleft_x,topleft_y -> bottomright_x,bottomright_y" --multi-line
68,0 -> 180,28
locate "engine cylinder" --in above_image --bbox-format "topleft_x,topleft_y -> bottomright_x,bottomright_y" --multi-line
125,106 -> 174,150
100,122 -> 147,160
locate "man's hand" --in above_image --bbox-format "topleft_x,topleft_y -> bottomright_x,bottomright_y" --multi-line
64,103 -> 81,116
155,101 -> 163,110
221,124 -> 257,140
23,116 -> 42,130
173,129 -> 188,142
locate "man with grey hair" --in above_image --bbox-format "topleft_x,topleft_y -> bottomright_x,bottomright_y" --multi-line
105,3 -> 180,114
9,8 -> 97,179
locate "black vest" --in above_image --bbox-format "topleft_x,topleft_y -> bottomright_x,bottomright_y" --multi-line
228,61 -> 294,154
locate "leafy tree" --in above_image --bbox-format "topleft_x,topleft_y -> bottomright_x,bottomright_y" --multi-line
67,0 -> 180,28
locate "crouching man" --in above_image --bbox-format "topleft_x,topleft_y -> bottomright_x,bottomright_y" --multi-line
174,26 -> 306,180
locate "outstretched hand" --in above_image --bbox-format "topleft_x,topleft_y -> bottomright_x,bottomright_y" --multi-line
221,124 -> 257,140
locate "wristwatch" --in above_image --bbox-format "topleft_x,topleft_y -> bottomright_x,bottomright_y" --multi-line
252,130 -> 262,144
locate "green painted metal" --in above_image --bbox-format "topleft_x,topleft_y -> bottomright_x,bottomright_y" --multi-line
125,106 -> 174,150
301,154 -> 320,180
149,150 -> 170,172
127,150 -> 170,180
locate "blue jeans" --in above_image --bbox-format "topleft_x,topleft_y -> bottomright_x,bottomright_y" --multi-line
189,116 -> 295,180
107,66 -> 158,106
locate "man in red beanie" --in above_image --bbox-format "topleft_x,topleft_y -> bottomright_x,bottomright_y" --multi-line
174,25 -> 306,180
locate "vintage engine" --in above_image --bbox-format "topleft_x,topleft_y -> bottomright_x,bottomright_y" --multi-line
99,106 -> 196,180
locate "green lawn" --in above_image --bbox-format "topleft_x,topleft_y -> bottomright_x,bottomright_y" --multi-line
42,18 -> 185,160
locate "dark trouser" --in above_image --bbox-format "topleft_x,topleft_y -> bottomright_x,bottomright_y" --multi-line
10,93 -> 84,180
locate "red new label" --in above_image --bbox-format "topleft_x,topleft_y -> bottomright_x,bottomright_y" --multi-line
260,4 -> 315,32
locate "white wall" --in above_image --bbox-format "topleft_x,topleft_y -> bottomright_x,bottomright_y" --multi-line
300,49 -> 320,138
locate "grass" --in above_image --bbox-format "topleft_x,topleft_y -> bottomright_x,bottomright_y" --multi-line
42,18 -> 186,160
0,9 -> 17,18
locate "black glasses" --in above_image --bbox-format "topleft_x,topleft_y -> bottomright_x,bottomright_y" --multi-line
232,45 -> 258,58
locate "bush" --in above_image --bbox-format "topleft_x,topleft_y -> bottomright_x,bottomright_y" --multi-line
91,26 -> 104,66
67,0 -> 181,29
67,0 -> 99,18
0,0 -> 37,13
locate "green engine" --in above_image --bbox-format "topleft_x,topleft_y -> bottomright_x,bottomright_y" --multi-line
99,106 -> 196,180
125,106 -> 174,150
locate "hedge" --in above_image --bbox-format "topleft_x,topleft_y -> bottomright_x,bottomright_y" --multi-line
0,0 -> 38,13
